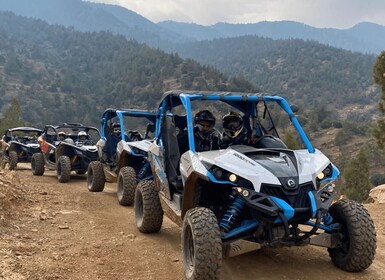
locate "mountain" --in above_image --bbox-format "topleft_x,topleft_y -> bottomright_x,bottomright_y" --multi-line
0,12 -> 255,127
0,0 -> 188,47
1,0 -> 384,54
158,20 -> 385,54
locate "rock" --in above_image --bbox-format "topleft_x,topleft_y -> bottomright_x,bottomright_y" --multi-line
369,185 -> 385,204
58,225 -> 69,229
126,234 -> 136,239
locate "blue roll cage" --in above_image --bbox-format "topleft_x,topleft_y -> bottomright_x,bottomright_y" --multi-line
155,92 -> 315,153
100,109 -> 157,141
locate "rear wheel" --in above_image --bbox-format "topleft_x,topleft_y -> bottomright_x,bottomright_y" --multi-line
135,180 -> 163,233
8,151 -> 18,170
87,161 -> 105,192
57,156 -> 71,183
0,156 -> 6,169
182,207 -> 222,280
31,153 -> 45,176
328,200 -> 377,272
117,166 -> 136,206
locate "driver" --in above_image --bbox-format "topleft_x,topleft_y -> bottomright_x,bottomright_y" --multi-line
58,132 -> 66,141
193,110 -> 220,152
77,131 -> 88,144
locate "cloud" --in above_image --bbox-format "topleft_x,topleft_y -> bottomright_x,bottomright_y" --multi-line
86,0 -> 385,28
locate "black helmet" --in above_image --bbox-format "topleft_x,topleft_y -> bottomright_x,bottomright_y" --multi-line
194,110 -> 216,126
194,110 -> 216,140
223,111 -> 244,138
112,122 -> 121,135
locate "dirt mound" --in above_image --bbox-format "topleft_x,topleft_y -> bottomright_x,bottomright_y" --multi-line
0,170 -> 26,227
369,184 -> 385,204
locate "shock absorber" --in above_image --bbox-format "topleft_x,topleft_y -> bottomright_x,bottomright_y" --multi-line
322,212 -> 333,226
220,195 -> 245,233
137,161 -> 150,180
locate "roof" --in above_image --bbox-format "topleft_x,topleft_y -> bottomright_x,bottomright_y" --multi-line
7,127 -> 43,133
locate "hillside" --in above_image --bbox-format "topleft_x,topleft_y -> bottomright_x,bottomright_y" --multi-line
0,12 -> 255,127
168,36 -> 379,120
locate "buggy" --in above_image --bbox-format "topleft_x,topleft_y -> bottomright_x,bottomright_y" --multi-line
87,109 -> 156,206
31,123 -> 100,183
134,90 -> 376,279
0,127 -> 42,170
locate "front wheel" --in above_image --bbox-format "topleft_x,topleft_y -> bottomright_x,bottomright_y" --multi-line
87,161 -> 105,192
134,180 -> 163,233
328,200 -> 377,272
182,207 -> 222,280
56,156 -> 71,183
31,153 -> 45,176
8,151 -> 18,170
117,166 -> 136,206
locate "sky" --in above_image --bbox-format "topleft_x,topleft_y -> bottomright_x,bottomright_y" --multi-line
86,0 -> 385,28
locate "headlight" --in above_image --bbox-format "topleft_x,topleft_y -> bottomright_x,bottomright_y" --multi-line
318,164 -> 334,181
209,166 -> 253,189
229,174 -> 237,183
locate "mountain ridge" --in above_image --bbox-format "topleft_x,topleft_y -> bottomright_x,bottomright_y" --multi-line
0,0 -> 384,53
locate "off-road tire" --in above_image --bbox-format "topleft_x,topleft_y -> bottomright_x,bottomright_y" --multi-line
182,207 -> 222,280
57,155 -> 71,183
0,156 -> 6,169
8,151 -> 18,170
135,180 -> 163,233
87,161 -> 105,192
117,166 -> 136,206
328,199 -> 377,272
31,153 -> 45,176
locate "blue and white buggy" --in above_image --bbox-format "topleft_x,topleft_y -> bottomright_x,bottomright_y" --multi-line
134,90 -> 376,280
87,108 -> 156,206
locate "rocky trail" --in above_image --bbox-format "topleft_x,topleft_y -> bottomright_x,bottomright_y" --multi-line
1,164 -> 385,280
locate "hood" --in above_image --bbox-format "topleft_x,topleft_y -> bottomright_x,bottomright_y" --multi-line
74,144 -> 98,153
197,145 -> 332,192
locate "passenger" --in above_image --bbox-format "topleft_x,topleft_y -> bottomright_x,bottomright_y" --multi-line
193,110 -> 220,152
220,111 -> 248,148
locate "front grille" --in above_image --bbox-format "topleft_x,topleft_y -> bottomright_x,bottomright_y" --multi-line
260,182 -> 314,208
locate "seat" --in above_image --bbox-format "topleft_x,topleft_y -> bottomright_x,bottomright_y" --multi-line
162,115 -> 182,189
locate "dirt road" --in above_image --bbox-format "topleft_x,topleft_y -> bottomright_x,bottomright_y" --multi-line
1,164 -> 384,280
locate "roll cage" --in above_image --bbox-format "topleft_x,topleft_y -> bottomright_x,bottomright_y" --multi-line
42,123 -> 100,144
155,90 -> 314,153
3,127 -> 43,143
100,108 -> 157,141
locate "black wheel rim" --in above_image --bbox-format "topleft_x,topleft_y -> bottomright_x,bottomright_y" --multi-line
184,224 -> 195,278
117,174 -> 123,200
87,167 -> 93,189
136,190 -> 143,225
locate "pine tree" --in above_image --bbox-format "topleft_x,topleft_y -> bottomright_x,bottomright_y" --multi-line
0,98 -> 25,134
373,51 -> 385,150
342,149 -> 371,202
283,130 -> 300,149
